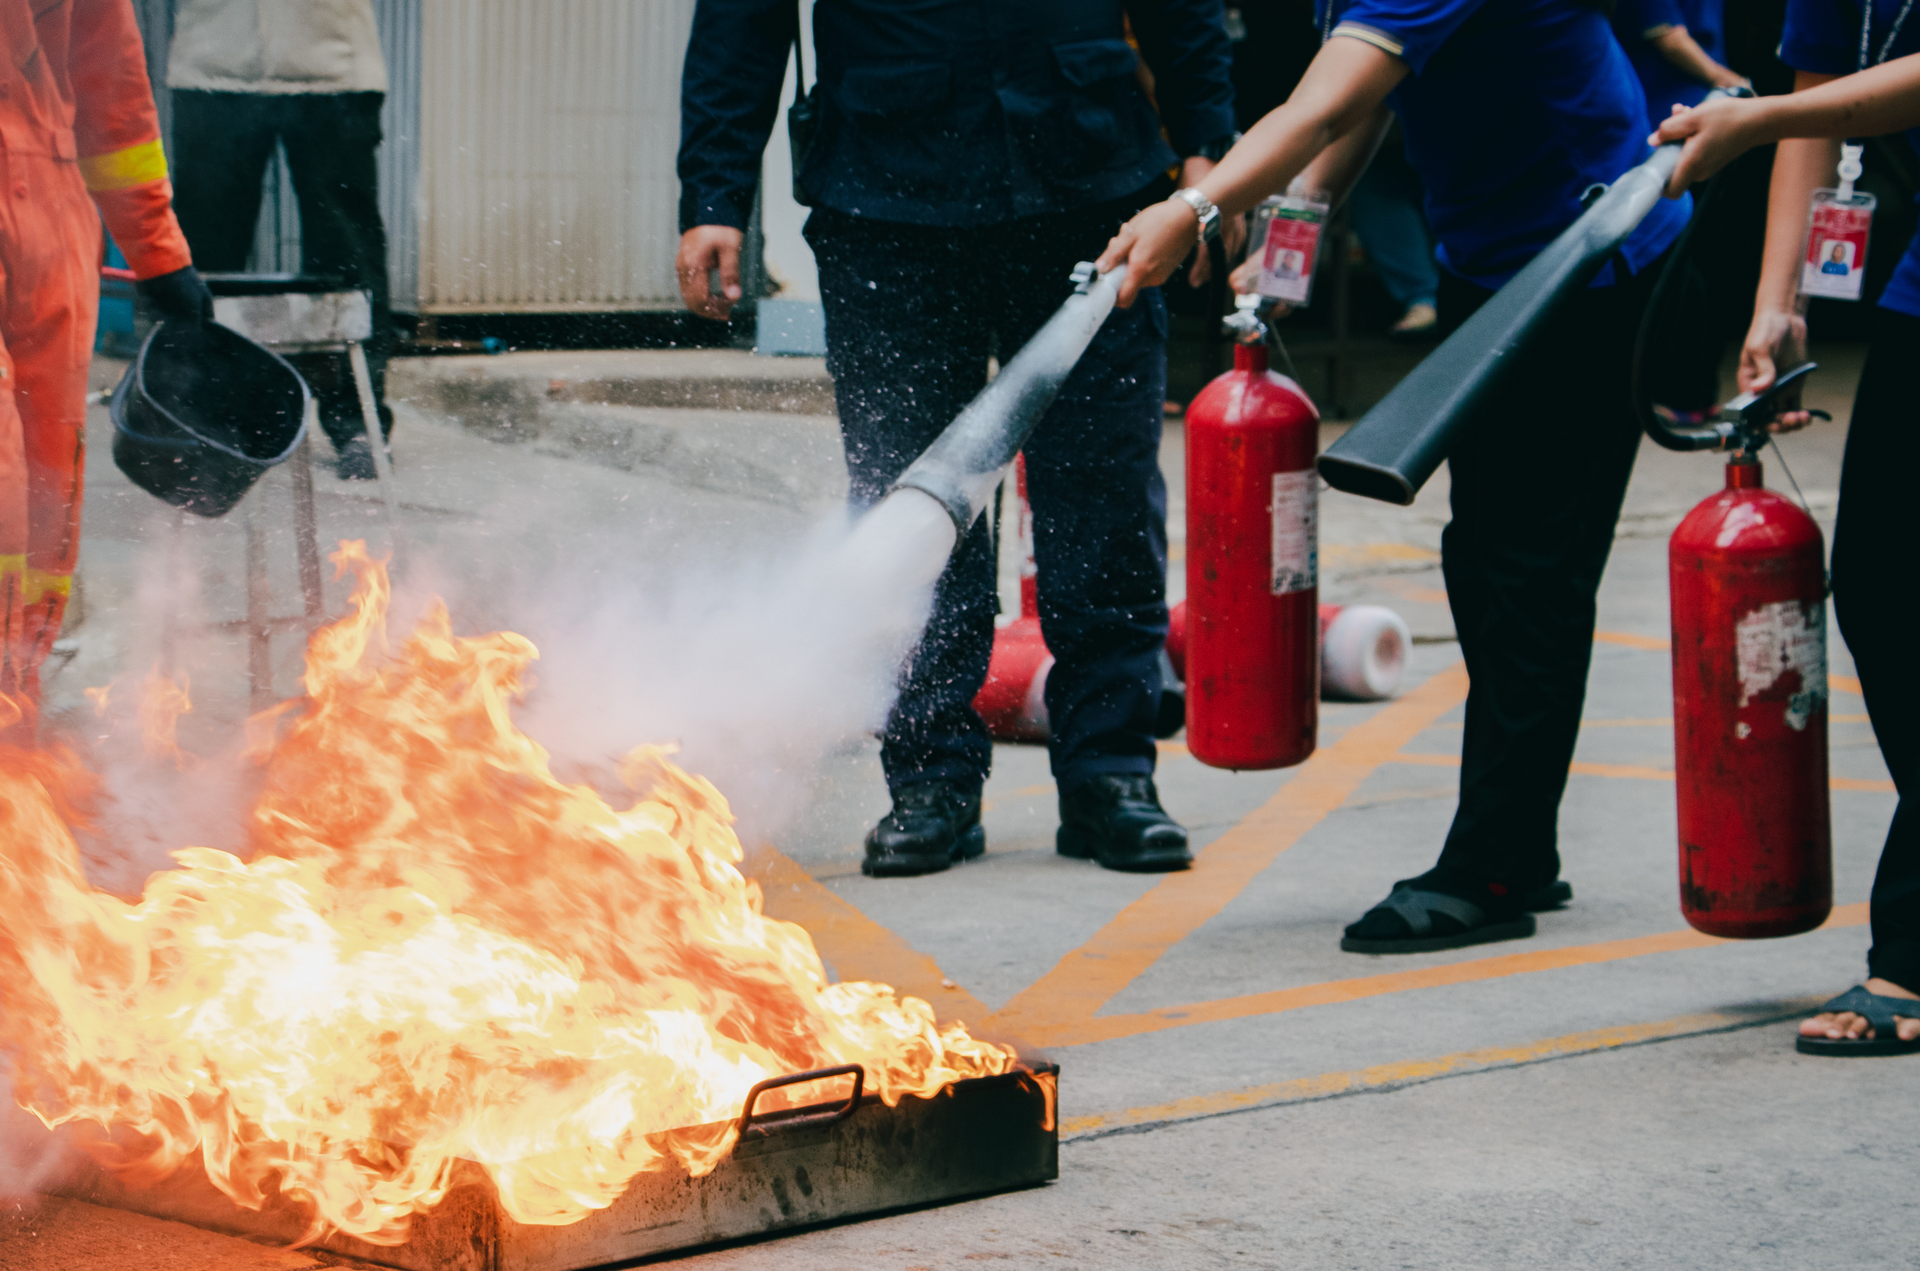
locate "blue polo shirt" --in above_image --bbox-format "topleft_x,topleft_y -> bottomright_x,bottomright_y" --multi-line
1780,0 -> 1920,317
1613,0 -> 1729,127
1318,0 -> 1692,288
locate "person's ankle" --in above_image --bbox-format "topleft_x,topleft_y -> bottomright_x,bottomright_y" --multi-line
1865,976 -> 1920,1001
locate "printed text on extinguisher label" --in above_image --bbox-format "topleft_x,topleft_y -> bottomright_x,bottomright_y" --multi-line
1734,599 -> 1826,732
1270,471 -> 1317,595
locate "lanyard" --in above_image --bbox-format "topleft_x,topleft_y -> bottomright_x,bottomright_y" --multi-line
1321,0 -> 1337,43
1860,0 -> 1917,71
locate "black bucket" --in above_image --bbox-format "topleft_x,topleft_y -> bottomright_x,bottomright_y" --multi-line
111,319 -> 311,519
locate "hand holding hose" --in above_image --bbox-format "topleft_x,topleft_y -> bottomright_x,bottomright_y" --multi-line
1096,200 -> 1206,308
1651,97 -> 1771,196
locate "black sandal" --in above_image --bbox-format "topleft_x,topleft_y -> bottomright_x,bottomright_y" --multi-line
1340,883 -> 1536,954
1795,985 -> 1920,1057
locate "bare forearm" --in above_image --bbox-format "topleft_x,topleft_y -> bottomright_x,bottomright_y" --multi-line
1192,39 -> 1407,218
1298,106 -> 1394,209
1756,135 -> 1840,313
1745,53 -> 1920,142
1653,26 -> 1747,89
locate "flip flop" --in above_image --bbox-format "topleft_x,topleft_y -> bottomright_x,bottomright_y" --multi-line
1523,880 -> 1573,912
1340,885 -> 1536,954
1795,985 -> 1920,1057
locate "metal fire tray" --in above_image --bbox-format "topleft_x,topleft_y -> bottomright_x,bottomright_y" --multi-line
56,1062 -> 1057,1270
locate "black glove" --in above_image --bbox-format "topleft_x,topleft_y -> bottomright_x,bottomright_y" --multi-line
137,265 -> 216,325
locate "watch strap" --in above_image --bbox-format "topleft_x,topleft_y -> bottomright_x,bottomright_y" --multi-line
1171,188 -> 1222,244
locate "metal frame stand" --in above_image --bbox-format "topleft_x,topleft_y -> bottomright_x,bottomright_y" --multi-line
186,283 -> 393,708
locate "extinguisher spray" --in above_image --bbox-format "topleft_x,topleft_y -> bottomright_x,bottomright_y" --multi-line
1659,364 -> 1835,938
1182,295 -> 1321,770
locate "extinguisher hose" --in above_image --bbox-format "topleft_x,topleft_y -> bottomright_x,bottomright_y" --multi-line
1630,181 -> 1739,453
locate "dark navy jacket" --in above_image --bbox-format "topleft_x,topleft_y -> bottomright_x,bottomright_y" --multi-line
678,0 -> 1237,231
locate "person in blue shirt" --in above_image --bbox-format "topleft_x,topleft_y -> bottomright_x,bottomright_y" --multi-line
675,1 -> 1238,879
1654,15 -> 1920,1056
1099,0 -> 1692,954
1611,0 -> 1749,131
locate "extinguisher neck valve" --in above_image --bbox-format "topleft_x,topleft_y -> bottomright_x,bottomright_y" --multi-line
1725,454 -> 1764,489
1222,293 -> 1270,346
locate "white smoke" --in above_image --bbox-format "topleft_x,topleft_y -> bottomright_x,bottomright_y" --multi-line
510,489 -> 957,840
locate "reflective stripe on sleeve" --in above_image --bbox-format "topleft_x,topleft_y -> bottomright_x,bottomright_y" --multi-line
1330,22 -> 1406,58
80,137 -> 169,192
22,569 -> 71,606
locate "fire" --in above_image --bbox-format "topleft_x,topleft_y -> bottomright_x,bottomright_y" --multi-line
0,542 -> 1014,1243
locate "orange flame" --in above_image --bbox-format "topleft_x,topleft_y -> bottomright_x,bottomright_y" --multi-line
0,542 -> 1013,1242
137,671 -> 193,767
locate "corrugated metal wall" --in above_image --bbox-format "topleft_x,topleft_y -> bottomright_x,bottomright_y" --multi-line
417,0 -> 696,312
375,0 -> 423,311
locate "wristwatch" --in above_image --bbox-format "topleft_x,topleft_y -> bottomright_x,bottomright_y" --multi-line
1170,187 -> 1222,245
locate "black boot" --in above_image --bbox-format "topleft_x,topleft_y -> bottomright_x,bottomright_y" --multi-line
1057,775 -> 1191,872
862,780 -> 986,877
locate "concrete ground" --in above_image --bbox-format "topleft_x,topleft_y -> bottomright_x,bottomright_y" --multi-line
24,346 -> 1910,1270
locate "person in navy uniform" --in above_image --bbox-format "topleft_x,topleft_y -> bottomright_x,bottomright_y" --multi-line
675,1 -> 1238,877
1652,0 -> 1920,1054
1611,0 -> 1748,131
1100,0 -> 1692,952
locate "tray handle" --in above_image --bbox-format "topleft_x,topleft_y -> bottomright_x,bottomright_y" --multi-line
736,1064 -> 864,1140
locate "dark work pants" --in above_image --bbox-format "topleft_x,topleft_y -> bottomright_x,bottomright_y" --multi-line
1835,309 -> 1920,990
806,199 -> 1170,796
170,90 -> 393,452
1433,256 -> 1666,892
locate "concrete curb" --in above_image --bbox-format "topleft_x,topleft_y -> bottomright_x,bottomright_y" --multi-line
387,349 -> 836,442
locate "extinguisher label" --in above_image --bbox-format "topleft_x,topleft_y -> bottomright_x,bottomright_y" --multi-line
1270,471 -> 1318,595
1735,600 -> 1827,732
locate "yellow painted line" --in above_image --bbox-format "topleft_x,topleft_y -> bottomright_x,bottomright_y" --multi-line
1059,1004 -> 1819,1137
753,848 -> 991,1027
1594,630 -> 1670,651
1392,752 -> 1893,794
1590,634 -> 1869,709
985,664 -> 1472,1040
1322,542 -> 1440,567
1380,577 -> 1449,605
1025,903 -> 1868,1049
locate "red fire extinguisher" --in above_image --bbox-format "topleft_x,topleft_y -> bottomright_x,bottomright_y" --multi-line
1183,299 -> 1320,770
975,455 -> 1052,742
1664,369 -> 1833,939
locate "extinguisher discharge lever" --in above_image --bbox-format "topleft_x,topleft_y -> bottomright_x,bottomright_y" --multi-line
1712,361 -> 1832,455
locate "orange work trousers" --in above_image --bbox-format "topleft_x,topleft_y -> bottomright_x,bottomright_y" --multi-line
0,148 -> 98,710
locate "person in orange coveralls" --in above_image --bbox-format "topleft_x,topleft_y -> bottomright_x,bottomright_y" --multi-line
0,0 -> 209,721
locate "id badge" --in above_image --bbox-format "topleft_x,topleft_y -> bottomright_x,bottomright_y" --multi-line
1800,188 -> 1875,302
1255,185 -> 1331,306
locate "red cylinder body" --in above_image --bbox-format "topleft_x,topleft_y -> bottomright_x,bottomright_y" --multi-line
1183,344 -> 1320,769
975,456 -> 1053,742
1669,458 -> 1831,938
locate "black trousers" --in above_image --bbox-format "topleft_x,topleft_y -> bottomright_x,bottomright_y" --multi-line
170,90 -> 393,451
1432,258 -> 1665,892
805,198 -> 1170,796
1835,308 -> 1920,990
